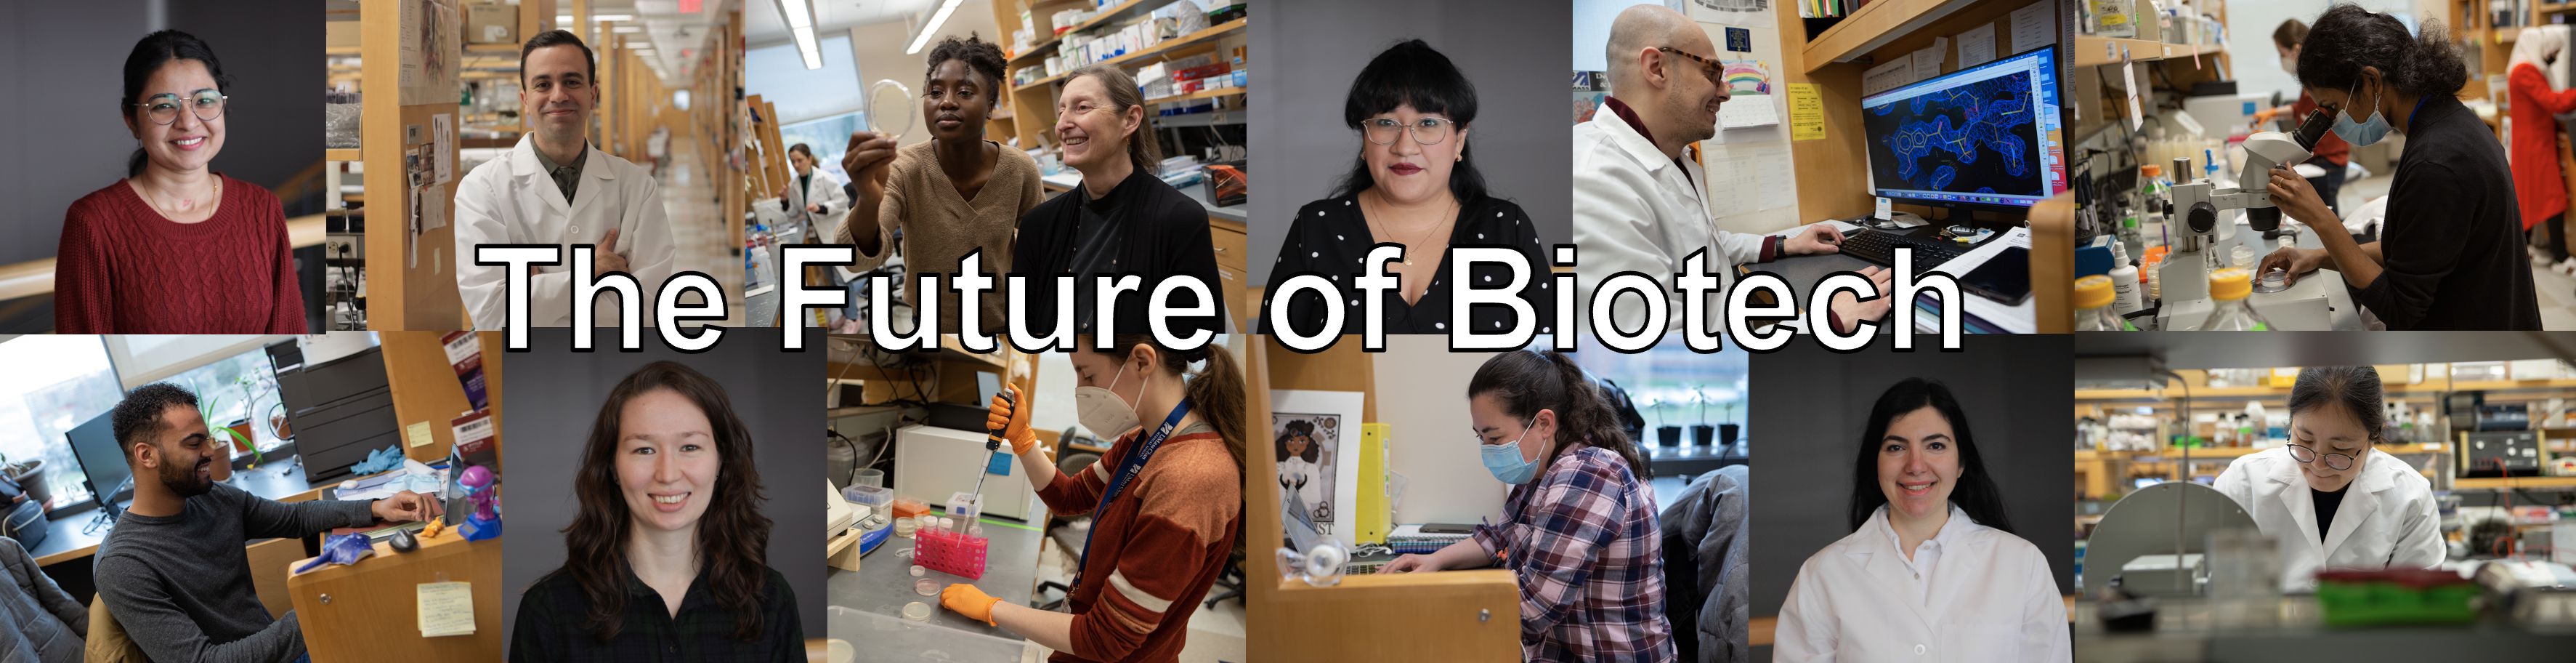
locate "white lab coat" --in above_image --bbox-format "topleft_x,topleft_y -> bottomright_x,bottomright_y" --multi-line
2212,447 -> 2445,592
1776,505 -> 2070,663
783,168 -> 856,280
1572,111 -> 1770,333
453,134 -> 677,329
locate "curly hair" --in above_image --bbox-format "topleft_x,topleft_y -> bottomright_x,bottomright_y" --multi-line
555,361 -> 774,642
110,382 -> 200,464
2296,4 -> 2466,98
925,33 -> 1008,107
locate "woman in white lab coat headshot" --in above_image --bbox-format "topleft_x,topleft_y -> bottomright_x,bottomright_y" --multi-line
2213,366 -> 2443,592
1775,377 -> 2068,663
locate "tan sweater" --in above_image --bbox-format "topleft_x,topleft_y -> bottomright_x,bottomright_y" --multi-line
839,140 -> 1045,332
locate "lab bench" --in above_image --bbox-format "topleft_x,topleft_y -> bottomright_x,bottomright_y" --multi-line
829,512 -> 1050,662
2072,595 -> 2576,662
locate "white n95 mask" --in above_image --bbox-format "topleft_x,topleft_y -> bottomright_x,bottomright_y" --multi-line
1075,362 -> 1143,437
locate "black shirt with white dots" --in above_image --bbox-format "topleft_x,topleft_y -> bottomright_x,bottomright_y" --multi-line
1260,193 -> 1555,335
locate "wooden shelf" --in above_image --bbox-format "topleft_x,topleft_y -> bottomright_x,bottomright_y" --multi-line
2071,36 -> 2226,68
326,148 -> 362,162
1145,87 -> 1244,106
1799,0 -> 1989,72
2454,475 -> 2576,489
1008,0 -> 1154,63
1013,19 -> 1245,92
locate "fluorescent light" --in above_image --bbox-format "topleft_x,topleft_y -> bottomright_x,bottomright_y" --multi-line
556,15 -> 572,24
593,14 -> 634,22
775,0 -> 814,28
905,0 -> 965,55
791,26 -> 822,70
614,25 -> 643,33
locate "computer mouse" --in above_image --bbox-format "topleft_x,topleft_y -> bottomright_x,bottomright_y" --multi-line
389,527 -> 419,552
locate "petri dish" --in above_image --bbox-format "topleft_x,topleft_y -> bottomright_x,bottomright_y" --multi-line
915,578 -> 941,596
2253,267 -> 2292,294
827,640 -> 855,663
902,601 -> 933,621
868,79 -> 916,137
910,564 -> 927,576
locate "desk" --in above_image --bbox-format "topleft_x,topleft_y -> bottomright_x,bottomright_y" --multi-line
33,460 -> 326,567
285,528 -> 503,663
828,515 -> 1046,662
1756,222 -> 2020,333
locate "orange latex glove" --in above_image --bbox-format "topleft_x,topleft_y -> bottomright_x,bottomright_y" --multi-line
941,583 -> 1004,626
2253,107 -> 2281,126
987,384 -> 1037,454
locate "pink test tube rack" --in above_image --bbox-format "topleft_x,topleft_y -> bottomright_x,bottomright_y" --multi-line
914,527 -> 989,579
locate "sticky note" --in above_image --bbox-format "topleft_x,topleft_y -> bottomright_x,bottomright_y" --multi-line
1787,84 -> 1826,141
405,422 -> 437,449
417,582 -> 475,637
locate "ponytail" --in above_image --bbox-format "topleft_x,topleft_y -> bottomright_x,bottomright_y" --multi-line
2296,4 -> 2467,99
1467,350 -> 1652,481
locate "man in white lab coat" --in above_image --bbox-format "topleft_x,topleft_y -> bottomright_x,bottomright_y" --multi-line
2214,366 -> 2445,592
453,30 -> 675,329
1576,5 -> 1884,334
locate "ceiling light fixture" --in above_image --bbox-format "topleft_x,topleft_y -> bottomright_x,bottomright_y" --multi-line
905,0 -> 967,55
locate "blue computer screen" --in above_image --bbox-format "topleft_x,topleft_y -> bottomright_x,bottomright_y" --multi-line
1861,45 -> 2065,208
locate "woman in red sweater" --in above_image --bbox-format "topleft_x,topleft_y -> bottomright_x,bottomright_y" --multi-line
2506,26 -> 2576,265
965,337 -> 1246,662
54,30 -> 304,333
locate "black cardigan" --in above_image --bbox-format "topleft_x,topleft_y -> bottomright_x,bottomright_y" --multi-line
1011,169 -> 1226,337
2352,94 -> 2540,329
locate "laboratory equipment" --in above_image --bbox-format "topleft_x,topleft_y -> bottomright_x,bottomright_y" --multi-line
2075,276 -> 2130,331
2252,267 -> 2291,294
1860,45 -> 2067,217
2461,430 -> 2544,478
894,517 -> 919,538
827,480 -> 856,536
2314,568 -> 2479,627
915,526 -> 989,579
868,79 -> 915,137
895,425 -> 1040,521
910,564 -> 926,576
902,601 -> 933,621
2159,109 -> 2333,301
914,578 -> 941,596
2196,269 -> 2274,331
2084,481 -> 2259,598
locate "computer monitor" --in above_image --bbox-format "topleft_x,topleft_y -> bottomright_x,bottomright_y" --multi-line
65,409 -> 132,510
1862,44 -> 2067,211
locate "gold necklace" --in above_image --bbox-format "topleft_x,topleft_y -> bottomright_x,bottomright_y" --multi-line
137,176 -> 219,217
1362,191 -> 1457,266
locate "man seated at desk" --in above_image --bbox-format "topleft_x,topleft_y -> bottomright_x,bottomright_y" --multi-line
94,383 -> 441,663
1573,4 -> 1892,334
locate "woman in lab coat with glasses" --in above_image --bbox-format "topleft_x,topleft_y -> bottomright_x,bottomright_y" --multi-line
2213,366 -> 2444,592
1775,378 -> 2068,663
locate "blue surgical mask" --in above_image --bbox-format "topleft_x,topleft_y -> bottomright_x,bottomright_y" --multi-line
1481,427 -> 1540,485
2330,80 -> 2392,147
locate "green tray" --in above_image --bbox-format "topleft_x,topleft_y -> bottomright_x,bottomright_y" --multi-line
2314,579 -> 2479,627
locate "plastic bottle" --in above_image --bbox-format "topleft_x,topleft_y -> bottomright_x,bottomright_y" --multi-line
2198,269 -> 2274,331
2075,276 -> 2134,331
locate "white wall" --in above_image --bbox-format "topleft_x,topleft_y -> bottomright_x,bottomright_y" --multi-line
843,1 -> 1004,148
1374,336 -> 1509,525
2229,0 -> 2424,103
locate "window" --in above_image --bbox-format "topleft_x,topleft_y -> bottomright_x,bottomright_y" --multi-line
1568,335 -> 1750,451
0,336 -> 123,508
779,111 -> 866,183
162,346 -> 291,462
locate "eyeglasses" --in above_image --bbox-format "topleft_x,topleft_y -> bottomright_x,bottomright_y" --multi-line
2285,443 -> 2357,471
1658,46 -> 1724,86
1362,116 -> 1456,146
135,90 -> 228,126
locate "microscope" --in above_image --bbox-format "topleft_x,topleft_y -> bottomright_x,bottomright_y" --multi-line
2160,110 -> 2333,300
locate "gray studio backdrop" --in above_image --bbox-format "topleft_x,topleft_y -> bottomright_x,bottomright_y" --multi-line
0,0 -> 321,266
1247,0 -> 1573,284
498,328 -> 825,642
1746,336 -> 2075,653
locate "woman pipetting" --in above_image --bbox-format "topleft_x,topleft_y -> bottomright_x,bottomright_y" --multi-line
1377,350 -> 1672,662
1774,378 -> 2067,663
2212,366 -> 2442,592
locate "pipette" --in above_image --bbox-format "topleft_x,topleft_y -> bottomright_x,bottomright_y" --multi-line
965,389 -> 1013,531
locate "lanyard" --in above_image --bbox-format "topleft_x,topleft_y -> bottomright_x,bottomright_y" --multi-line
1074,400 -> 1193,589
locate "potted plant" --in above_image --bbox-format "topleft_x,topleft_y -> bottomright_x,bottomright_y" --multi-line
0,453 -> 49,511
195,371 -> 276,481
1646,395 -> 1682,447
1688,385 -> 1715,448
1718,400 -> 1741,452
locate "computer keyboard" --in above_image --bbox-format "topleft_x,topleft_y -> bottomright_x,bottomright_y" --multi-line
1837,228 -> 1964,269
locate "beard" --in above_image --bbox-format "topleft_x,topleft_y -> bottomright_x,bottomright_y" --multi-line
1664,88 -> 1717,145
158,453 -> 214,498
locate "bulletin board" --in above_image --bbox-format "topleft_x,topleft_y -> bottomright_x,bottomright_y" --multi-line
1690,4 -> 1807,237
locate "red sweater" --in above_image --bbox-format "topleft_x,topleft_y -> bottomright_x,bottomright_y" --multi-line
54,176 -> 307,333
1037,427 -> 1239,663
2511,63 -> 2576,230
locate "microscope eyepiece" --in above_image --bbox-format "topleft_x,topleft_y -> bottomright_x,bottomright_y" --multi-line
2292,109 -> 2336,152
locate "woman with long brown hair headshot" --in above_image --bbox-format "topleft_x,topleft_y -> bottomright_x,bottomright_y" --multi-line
961,337 -> 1247,662
509,361 -> 801,662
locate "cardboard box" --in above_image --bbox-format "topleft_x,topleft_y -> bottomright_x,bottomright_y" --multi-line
466,4 -> 517,44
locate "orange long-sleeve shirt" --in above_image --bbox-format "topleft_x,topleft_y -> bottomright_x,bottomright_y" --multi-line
1036,426 -> 1239,662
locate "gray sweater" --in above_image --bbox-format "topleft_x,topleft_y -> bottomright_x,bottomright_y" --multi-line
94,483 -> 374,663
1,536 -> 87,663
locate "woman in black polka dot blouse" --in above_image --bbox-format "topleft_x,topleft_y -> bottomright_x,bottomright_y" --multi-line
1259,39 -> 1553,336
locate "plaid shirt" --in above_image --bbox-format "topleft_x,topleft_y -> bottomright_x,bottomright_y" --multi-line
1473,444 -> 1675,662
509,563 -> 803,663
